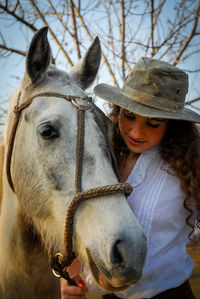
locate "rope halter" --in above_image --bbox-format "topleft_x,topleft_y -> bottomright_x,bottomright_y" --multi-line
6,91 -> 133,286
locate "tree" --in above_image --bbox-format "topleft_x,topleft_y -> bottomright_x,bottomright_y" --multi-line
0,0 -> 200,135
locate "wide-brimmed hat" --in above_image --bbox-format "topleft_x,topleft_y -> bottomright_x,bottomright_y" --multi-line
94,57 -> 200,123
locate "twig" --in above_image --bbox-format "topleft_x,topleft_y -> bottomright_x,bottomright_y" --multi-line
0,3 -> 37,32
69,0 -> 81,59
121,0 -> 126,80
173,3 -> 200,65
29,0 -> 73,66
0,44 -> 26,56
73,2 -> 119,87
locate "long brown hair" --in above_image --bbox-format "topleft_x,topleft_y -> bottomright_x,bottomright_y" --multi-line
109,105 -> 200,238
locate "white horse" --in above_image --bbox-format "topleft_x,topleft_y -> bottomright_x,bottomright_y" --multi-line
0,27 -> 146,299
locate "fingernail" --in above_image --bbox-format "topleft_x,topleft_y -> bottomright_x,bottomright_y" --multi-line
79,280 -> 85,287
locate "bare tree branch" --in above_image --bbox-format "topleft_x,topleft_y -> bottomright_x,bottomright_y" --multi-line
0,0 -> 199,109
69,0 -> 81,59
173,3 -> 200,65
121,0 -> 126,80
150,0 -> 155,56
73,1 -> 119,87
0,2 -> 37,32
186,97 -> 200,105
0,44 -> 26,56
12,0 -> 19,13
29,0 -> 74,66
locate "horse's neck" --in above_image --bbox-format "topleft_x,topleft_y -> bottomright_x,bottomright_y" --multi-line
0,92 -> 52,293
0,181 -> 59,298
0,179 -> 42,262
0,91 -> 31,263
0,140 -> 4,210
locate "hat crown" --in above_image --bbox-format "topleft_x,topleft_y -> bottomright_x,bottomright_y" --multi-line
122,57 -> 188,112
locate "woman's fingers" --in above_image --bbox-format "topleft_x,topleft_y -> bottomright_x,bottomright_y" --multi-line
60,276 -> 88,298
67,258 -> 82,277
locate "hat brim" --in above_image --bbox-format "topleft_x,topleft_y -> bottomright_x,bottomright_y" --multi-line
94,83 -> 200,123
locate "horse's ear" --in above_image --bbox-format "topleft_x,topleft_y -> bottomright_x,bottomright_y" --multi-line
69,37 -> 101,90
26,27 -> 51,83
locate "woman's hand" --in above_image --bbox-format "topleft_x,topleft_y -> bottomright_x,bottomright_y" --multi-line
60,276 -> 88,299
60,258 -> 88,298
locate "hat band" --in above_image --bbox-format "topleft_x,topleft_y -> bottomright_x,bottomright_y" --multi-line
122,85 -> 184,112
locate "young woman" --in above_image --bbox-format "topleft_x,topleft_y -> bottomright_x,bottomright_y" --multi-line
60,57 -> 200,299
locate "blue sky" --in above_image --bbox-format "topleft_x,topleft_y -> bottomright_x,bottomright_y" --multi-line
0,1 -> 200,116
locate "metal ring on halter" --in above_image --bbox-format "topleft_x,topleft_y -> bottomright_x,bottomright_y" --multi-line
71,99 -> 83,109
52,252 -> 63,278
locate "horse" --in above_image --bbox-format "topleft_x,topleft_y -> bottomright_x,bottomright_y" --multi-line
0,27 -> 146,298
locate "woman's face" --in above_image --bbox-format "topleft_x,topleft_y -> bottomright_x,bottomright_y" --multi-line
118,109 -> 169,154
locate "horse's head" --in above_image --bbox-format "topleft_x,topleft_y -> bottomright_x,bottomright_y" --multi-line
4,27 -> 146,292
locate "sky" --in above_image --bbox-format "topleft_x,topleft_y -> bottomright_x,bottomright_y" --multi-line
0,1 -> 200,122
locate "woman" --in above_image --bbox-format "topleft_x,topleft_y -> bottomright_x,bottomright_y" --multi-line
60,57 -> 200,299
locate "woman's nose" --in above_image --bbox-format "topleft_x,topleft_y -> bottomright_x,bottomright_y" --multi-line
129,122 -> 144,139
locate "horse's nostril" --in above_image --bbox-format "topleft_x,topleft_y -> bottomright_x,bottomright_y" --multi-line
110,239 -> 126,267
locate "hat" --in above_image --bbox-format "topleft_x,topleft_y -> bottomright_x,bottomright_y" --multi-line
94,57 -> 200,123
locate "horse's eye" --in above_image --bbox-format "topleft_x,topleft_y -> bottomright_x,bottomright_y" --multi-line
38,124 -> 59,139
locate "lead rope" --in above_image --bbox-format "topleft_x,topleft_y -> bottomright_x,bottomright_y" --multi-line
75,107 -> 85,193
51,103 -> 132,285
51,106 -> 86,285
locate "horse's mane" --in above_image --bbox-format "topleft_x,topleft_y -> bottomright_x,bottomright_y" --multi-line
0,90 -> 18,210
0,139 -> 4,209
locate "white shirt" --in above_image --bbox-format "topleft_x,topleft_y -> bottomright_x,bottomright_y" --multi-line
85,147 -> 195,298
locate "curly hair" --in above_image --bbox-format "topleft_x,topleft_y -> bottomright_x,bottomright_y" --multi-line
109,104 -> 200,238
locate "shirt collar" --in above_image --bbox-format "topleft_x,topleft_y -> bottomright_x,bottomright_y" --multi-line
126,146 -> 159,188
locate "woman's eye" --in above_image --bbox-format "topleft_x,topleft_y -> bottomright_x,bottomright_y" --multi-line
38,124 -> 59,139
124,111 -> 135,120
147,121 -> 160,128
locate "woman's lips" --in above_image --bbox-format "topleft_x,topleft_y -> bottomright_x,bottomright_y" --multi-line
128,136 -> 145,146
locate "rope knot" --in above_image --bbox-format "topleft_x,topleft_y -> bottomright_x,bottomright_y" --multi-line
51,253 -> 77,285
14,105 -> 20,116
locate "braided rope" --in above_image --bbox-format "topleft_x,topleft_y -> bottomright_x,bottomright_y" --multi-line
75,108 -> 85,193
63,183 -> 132,266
